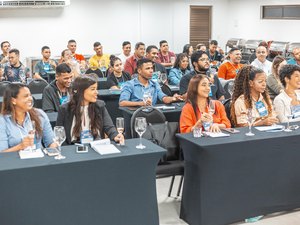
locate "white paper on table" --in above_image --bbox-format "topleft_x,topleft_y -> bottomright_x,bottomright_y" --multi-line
90,139 -> 120,155
155,106 -> 176,110
205,132 -> 230,138
254,125 -> 284,132
19,148 -> 44,159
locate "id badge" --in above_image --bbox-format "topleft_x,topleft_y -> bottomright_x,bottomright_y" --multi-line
118,81 -> 125,89
80,130 -> 94,144
151,72 -> 159,82
44,64 -> 51,72
255,101 -> 268,117
59,95 -> 69,105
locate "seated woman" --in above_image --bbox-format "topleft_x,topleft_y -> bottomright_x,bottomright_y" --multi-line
267,56 -> 286,100
0,83 -> 57,152
56,74 -> 124,145
168,53 -> 190,85
59,49 -> 80,77
231,65 -> 278,127
180,74 -> 231,133
274,64 -> 300,122
106,55 -> 131,89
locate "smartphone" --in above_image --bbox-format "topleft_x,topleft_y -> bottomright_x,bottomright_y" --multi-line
222,128 -> 240,133
43,148 -> 59,156
76,145 -> 88,153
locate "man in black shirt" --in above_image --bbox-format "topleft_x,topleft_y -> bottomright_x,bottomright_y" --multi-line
179,51 -> 225,100
145,45 -> 166,74
207,40 -> 224,63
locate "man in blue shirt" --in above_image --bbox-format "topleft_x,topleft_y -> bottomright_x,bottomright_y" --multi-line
287,47 -> 300,66
119,58 -> 182,107
34,46 -> 57,81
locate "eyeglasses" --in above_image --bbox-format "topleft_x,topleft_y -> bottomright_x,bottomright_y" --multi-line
256,51 -> 266,54
199,58 -> 210,62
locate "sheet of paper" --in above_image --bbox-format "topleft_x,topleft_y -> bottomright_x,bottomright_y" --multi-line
92,144 -> 120,155
19,148 -> 44,159
254,125 -> 284,131
205,132 -> 230,138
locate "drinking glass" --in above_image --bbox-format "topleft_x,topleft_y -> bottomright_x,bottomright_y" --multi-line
135,117 -> 147,149
245,109 -> 256,136
53,126 -> 66,160
170,56 -> 175,64
284,114 -> 293,132
28,120 -> 36,152
227,81 -> 234,98
116,117 -> 125,145
208,100 -> 215,116
160,73 -> 168,84
143,91 -> 152,106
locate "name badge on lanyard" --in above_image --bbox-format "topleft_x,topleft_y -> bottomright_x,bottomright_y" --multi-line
118,81 -> 125,89
80,130 -> 94,144
59,95 -> 69,105
44,63 -> 51,72
255,101 -> 268,117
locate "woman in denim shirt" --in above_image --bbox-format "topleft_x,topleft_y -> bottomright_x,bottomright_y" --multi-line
168,53 -> 190,85
0,83 -> 57,152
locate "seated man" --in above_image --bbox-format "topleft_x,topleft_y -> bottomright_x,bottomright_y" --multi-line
0,41 -> 11,64
119,58 -> 181,107
207,40 -> 224,65
145,45 -> 166,74
157,40 -> 176,67
34,46 -> 57,81
67,39 -> 86,68
89,41 -> 110,72
1,49 -> 31,83
179,51 -> 225,101
287,47 -> 300,66
118,41 -> 132,65
218,47 -> 243,80
124,42 -> 145,76
251,46 -> 272,75
42,63 -> 73,112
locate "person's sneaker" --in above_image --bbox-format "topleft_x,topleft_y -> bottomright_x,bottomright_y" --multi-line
245,215 -> 264,223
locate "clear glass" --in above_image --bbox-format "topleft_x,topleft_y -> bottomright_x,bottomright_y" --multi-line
227,81 -> 234,98
160,73 -> 168,84
246,109 -> 255,136
208,100 -> 215,115
53,126 -> 66,160
135,117 -> 147,149
284,114 -> 293,132
143,90 -> 152,106
28,120 -> 36,152
116,117 -> 125,145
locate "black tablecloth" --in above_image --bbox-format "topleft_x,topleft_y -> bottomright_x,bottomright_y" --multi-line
0,139 -> 165,225
177,126 -> 300,225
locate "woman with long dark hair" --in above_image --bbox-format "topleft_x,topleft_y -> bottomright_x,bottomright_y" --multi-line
180,74 -> 230,133
168,53 -> 190,85
56,74 -> 124,145
106,55 -> 131,89
0,83 -> 56,152
231,65 -> 278,127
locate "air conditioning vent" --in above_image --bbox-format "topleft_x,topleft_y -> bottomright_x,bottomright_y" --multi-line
0,0 -> 70,8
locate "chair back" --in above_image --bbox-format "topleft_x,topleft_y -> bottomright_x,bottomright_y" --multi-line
161,84 -> 172,96
223,79 -> 234,99
0,81 -> 11,96
222,98 -> 233,127
28,79 -> 49,94
130,106 -> 166,138
86,68 -> 105,78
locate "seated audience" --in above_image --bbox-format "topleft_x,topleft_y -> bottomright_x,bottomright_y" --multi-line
145,45 -> 166,74
60,49 -> 80,77
0,83 -> 57,152
157,40 -> 176,67
248,41 -> 270,64
196,43 -> 207,52
118,41 -> 132,65
251,46 -> 272,75
107,56 -> 131,89
119,58 -> 182,107
56,74 -> 124,145
287,47 -> 300,66
124,42 -> 145,76
267,56 -> 286,100
168,53 -> 190,85
89,42 -> 110,71
180,74 -> 231,133
207,40 -> 224,65
182,44 -> 193,58
179,51 -> 225,100
0,49 -> 32,83
230,65 -> 278,127
274,64 -> 300,123
42,63 -> 73,112
34,46 -> 57,80
218,47 -> 243,80
0,41 -> 11,64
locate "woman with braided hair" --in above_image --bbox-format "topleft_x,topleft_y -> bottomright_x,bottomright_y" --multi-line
230,65 -> 278,127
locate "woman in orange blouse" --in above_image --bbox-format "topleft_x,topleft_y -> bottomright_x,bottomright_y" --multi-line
180,74 -> 231,133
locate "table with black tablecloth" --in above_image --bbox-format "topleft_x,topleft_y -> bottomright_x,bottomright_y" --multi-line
177,126 -> 300,225
0,139 -> 165,225
120,102 -> 184,138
